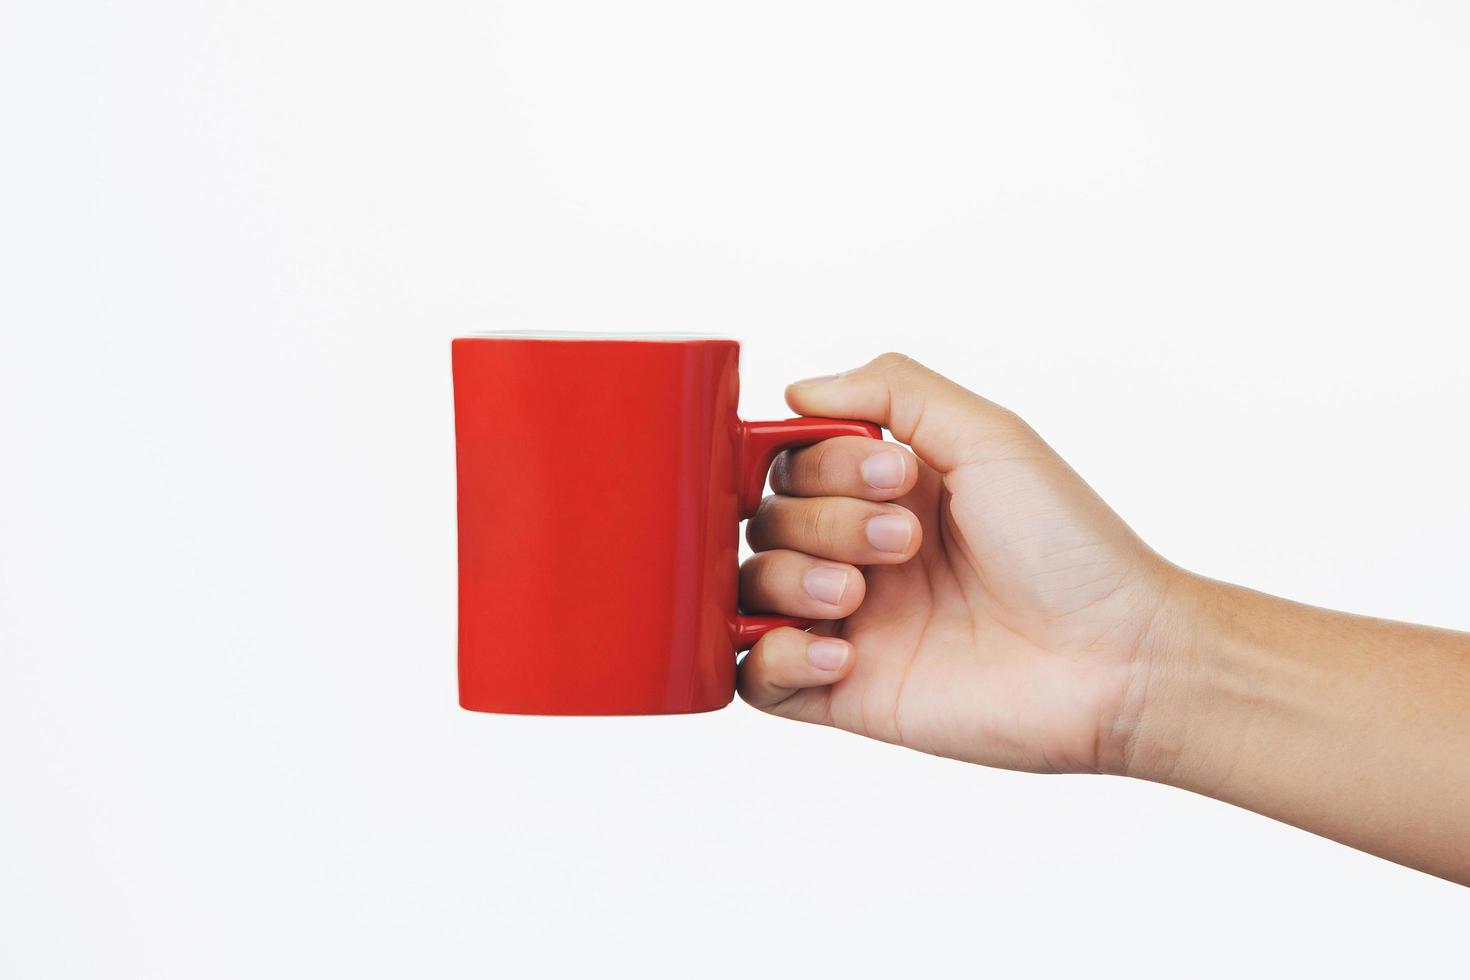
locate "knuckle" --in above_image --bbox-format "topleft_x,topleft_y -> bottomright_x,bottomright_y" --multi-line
762,626 -> 806,657
743,646 -> 784,695
810,500 -> 843,552
871,351 -> 913,373
989,406 -> 1039,447
745,629 -> 783,669
991,404 -> 1026,431
812,443 -> 844,494
799,501 -> 827,549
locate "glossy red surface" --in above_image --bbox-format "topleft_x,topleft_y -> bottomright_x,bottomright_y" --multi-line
452,337 -> 880,715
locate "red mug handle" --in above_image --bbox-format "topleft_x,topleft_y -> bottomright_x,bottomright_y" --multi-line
729,417 -> 883,651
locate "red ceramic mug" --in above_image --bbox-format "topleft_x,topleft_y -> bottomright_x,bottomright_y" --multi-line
452,334 -> 881,715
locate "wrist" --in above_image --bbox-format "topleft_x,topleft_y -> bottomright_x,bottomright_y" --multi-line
1115,568 -> 1233,786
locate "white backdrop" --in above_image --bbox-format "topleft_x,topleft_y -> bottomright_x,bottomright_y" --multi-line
3,2 -> 1468,977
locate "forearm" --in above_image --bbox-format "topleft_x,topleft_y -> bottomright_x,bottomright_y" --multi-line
1129,572 -> 1470,884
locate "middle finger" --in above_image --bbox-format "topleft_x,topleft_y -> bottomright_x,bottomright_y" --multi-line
746,494 -> 922,564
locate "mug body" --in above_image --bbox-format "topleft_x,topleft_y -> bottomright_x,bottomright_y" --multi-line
452,335 -> 743,714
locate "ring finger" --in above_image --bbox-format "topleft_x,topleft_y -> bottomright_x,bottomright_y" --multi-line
740,549 -> 866,619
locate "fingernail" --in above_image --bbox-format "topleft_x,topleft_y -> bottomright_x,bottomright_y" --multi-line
865,514 -> 912,553
803,566 -> 849,606
860,451 -> 905,490
790,372 -> 843,386
807,639 -> 850,671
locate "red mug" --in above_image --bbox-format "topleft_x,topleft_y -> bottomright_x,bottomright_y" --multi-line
452,334 -> 881,715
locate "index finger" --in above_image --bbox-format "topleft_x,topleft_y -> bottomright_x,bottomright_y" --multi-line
769,435 -> 920,501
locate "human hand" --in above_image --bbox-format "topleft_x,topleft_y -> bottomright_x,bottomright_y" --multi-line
737,353 -> 1179,775
739,352 -> 1470,883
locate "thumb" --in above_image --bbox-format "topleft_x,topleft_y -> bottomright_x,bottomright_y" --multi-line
786,352 -> 1025,473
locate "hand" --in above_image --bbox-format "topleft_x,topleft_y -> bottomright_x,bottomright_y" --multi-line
739,352 -> 1470,883
738,353 -> 1178,775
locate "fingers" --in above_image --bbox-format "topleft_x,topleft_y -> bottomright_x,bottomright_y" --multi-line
737,626 -> 854,712
740,550 -> 866,619
786,352 -> 1035,473
747,495 -> 922,564
770,435 -> 920,501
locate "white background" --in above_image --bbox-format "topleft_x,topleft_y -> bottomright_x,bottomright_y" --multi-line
3,2 -> 1468,977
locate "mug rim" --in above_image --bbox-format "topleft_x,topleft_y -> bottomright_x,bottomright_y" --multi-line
455,331 -> 735,343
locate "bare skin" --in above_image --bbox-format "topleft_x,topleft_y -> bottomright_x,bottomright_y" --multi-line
738,353 -> 1470,885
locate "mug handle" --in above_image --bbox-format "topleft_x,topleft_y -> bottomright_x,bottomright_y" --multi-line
730,417 -> 884,651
